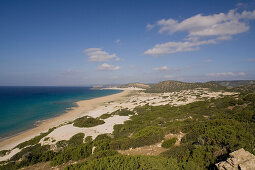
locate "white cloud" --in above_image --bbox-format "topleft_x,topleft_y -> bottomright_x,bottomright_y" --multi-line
145,9 -> 255,56
146,24 -> 155,30
84,48 -> 120,62
145,38 -> 218,56
115,39 -> 120,43
153,66 -> 181,71
153,66 -> 168,71
206,72 -> 246,77
96,63 -> 120,71
155,9 -> 255,37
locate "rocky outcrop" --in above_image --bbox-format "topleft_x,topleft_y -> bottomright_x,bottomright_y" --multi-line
216,148 -> 255,170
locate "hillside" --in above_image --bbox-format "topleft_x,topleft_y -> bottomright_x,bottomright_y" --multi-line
145,80 -> 225,93
211,80 -> 255,88
232,84 -> 255,93
118,83 -> 150,89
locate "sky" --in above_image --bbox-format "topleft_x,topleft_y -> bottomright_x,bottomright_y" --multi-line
1,0 -> 255,86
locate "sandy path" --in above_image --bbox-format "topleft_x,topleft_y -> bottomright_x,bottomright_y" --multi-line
0,89 -> 130,151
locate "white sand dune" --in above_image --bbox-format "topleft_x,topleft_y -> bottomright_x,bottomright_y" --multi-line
40,115 -> 129,145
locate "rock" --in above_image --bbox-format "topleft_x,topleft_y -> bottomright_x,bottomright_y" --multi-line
216,148 -> 255,170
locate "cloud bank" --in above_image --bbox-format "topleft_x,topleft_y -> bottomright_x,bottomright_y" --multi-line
96,63 -> 120,71
84,48 -> 120,62
145,9 -> 255,56
206,72 -> 246,77
153,66 -> 180,71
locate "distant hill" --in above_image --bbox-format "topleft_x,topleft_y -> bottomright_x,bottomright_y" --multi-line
231,84 -> 255,93
118,83 -> 150,89
145,80 -> 225,93
211,80 -> 255,88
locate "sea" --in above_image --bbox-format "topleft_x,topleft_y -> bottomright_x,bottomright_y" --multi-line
0,86 -> 122,140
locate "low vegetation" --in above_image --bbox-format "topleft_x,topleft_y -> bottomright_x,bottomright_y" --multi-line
99,113 -> 112,119
161,138 -> 177,148
145,80 -> 226,93
0,150 -> 9,157
110,126 -> 164,150
73,116 -> 105,128
15,127 -> 56,149
65,155 -> 192,170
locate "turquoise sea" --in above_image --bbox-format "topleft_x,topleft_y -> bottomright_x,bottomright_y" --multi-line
0,86 -> 122,140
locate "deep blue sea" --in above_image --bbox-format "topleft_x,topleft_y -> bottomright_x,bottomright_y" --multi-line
0,86 -> 122,140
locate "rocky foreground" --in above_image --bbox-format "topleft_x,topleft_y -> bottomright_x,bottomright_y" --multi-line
216,148 -> 255,170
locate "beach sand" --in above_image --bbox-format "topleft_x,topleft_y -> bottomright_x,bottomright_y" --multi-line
0,89 -> 131,151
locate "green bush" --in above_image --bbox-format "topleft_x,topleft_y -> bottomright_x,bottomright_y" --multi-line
99,113 -> 112,119
93,139 -> 111,153
11,144 -> 50,161
0,162 -> 18,170
56,140 -> 68,149
0,149 -> 9,156
15,127 -> 56,149
112,109 -> 134,116
88,150 -> 119,160
51,142 -> 92,166
94,134 -> 111,141
65,155 -> 180,170
73,116 -> 105,128
110,126 -> 164,150
68,133 -> 85,146
7,144 -> 56,169
161,138 -> 177,148
85,136 -> 93,143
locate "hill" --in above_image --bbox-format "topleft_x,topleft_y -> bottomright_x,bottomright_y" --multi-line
231,84 -> 255,93
145,80 -> 225,93
211,80 -> 255,88
118,83 -> 150,89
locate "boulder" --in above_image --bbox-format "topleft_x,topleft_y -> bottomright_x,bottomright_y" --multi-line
216,148 -> 255,170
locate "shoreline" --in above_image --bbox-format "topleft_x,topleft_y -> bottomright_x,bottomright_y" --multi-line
0,89 -> 130,151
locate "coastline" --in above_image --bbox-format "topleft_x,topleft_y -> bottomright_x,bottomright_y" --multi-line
0,89 -> 130,151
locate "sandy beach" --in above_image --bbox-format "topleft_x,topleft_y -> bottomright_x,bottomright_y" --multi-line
0,89 -> 131,151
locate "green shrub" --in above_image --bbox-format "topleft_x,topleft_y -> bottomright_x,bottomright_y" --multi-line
85,136 -> 93,143
65,155 -> 180,170
0,149 -> 9,156
160,145 -> 192,162
112,109 -> 134,116
56,140 -> 68,149
131,126 -> 164,144
0,162 -> 18,170
161,138 -> 177,148
99,113 -> 112,119
94,134 -> 111,141
8,144 -> 56,169
68,133 -> 85,146
94,139 -> 111,153
110,126 -> 164,150
88,150 -> 119,160
11,144 -> 50,161
51,142 -> 92,166
15,127 -> 56,149
73,116 -> 105,128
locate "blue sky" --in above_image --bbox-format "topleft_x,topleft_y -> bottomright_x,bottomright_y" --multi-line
1,0 -> 255,86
